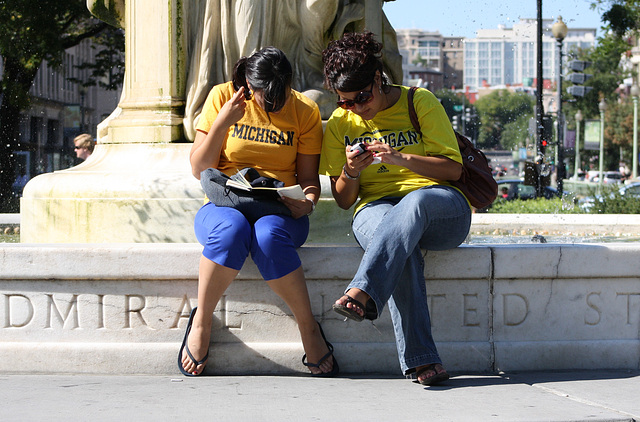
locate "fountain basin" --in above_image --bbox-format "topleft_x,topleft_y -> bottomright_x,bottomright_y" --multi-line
1,242 -> 638,375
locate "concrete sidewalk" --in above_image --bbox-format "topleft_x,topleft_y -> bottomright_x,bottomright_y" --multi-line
1,370 -> 638,421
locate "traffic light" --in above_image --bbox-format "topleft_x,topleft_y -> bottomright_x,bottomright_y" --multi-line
452,115 -> 459,131
566,60 -> 593,97
537,115 -> 553,154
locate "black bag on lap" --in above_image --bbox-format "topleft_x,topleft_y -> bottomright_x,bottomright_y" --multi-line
200,167 -> 291,222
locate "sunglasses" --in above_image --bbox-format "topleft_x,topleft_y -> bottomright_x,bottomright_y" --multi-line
336,84 -> 374,110
74,146 -> 83,150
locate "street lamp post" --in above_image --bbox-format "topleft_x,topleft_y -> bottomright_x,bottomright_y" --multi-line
535,0 -> 544,197
599,98 -> 607,188
552,16 -> 568,196
574,110 -> 583,179
631,84 -> 640,179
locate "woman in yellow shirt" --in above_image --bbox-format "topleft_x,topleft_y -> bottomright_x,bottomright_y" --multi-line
180,47 -> 338,377
320,32 -> 471,385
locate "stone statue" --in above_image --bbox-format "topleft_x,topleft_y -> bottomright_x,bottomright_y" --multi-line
20,1 -> 402,243
87,0 -> 402,140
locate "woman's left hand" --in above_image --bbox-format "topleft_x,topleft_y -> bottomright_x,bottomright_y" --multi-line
368,140 -> 463,181
279,196 -> 314,219
368,140 -> 405,167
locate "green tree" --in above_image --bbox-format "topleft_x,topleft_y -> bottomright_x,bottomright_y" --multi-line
412,55 -> 428,67
0,0 -> 122,212
473,90 -> 534,149
501,114 -> 532,151
562,1 -> 640,170
564,1 -> 639,118
434,88 -> 465,119
593,0 -> 640,36
602,98 -> 634,168
434,88 -> 479,139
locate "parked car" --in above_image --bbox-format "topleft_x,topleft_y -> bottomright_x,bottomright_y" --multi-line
475,179 -> 563,212
495,179 -> 560,201
588,171 -> 624,184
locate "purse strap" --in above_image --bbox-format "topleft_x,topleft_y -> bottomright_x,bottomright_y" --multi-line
407,86 -> 420,133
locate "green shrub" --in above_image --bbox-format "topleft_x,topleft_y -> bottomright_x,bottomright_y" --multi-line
487,197 -> 582,214
486,185 -> 640,214
588,186 -> 640,214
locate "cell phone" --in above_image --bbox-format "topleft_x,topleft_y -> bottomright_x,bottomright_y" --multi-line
350,142 -> 381,164
350,142 -> 368,156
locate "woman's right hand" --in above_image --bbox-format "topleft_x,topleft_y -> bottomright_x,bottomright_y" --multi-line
189,87 -> 249,179
344,144 -> 374,177
217,86 -> 248,127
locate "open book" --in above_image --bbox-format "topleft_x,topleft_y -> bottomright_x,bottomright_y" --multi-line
226,170 -> 306,200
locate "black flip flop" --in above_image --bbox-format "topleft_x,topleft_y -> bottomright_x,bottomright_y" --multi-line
302,322 -> 340,377
414,364 -> 450,386
177,307 -> 209,377
332,294 -> 377,321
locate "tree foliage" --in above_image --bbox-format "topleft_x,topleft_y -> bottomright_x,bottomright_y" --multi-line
501,115 -> 533,151
434,88 -> 465,119
594,0 -> 640,36
560,1 -> 640,171
568,1 -> 640,117
473,90 -> 534,149
433,88 -> 480,140
0,0 -> 122,212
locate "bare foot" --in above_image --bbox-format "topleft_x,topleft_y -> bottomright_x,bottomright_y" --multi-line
416,363 -> 449,385
334,288 -> 371,318
180,310 -> 212,376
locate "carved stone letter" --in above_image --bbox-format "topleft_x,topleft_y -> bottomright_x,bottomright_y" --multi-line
4,294 -> 34,328
503,293 -> 529,326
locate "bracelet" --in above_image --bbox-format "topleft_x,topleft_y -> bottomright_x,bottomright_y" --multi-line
342,164 -> 360,180
305,197 -> 316,216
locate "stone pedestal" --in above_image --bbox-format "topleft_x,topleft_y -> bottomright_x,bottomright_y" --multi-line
20,144 -> 202,243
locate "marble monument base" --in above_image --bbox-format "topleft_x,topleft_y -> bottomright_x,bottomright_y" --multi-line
1,243 -> 639,375
20,143 -> 203,243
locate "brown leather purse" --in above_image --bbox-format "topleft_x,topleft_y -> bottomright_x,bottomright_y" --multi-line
408,87 -> 498,209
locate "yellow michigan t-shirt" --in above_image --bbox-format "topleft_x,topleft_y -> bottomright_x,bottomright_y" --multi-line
196,81 -> 323,186
319,85 -> 464,214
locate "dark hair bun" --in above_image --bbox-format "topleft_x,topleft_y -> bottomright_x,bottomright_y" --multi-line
322,32 -> 384,92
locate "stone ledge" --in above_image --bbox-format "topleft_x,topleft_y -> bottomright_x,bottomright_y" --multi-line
1,243 -> 639,375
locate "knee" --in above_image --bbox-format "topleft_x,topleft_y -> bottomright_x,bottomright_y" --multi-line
204,210 -> 252,250
254,223 -> 291,254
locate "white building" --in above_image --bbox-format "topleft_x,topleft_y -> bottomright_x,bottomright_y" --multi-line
463,19 -> 597,90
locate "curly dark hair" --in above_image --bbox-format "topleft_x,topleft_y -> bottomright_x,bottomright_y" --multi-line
322,32 -> 389,93
232,47 -> 292,114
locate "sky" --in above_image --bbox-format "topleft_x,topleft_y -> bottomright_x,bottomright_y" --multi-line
383,0 -> 605,38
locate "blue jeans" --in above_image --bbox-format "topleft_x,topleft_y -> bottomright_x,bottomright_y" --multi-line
349,185 -> 471,374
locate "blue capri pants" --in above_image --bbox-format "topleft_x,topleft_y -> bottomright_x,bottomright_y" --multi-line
194,202 -> 309,280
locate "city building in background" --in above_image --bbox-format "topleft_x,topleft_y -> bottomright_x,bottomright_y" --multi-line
442,37 -> 465,90
396,29 -> 445,89
1,39 -> 121,196
463,18 -> 596,91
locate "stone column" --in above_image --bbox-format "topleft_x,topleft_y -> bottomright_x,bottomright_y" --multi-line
20,0 -> 202,243
107,0 -> 185,144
